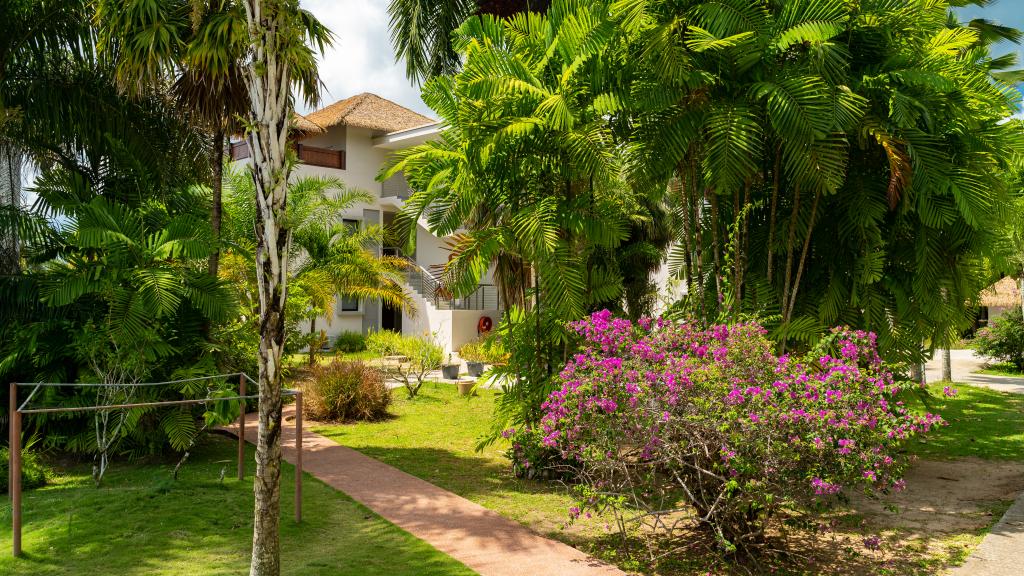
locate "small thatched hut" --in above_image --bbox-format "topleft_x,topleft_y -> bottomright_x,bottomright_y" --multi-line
980,276 -> 1021,323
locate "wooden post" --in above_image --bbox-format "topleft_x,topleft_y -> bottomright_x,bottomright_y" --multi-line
238,374 -> 245,481
295,391 -> 302,524
10,382 -> 22,557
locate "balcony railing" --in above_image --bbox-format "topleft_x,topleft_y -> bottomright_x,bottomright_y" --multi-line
403,258 -> 500,311
228,141 -> 345,170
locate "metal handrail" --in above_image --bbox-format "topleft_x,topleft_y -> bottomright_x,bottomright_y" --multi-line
401,257 -> 500,310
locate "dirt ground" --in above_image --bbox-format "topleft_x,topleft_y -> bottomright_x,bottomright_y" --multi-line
553,458 -> 1024,575
779,458 -> 1024,576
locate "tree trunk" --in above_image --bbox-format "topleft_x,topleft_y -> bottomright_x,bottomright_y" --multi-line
209,126 -> 225,277
1019,275 -> 1023,319
242,2 -> 294,575
942,348 -> 952,382
308,317 -> 316,367
0,144 -> 22,275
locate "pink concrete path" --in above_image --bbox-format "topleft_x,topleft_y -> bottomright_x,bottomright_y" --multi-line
226,404 -> 625,576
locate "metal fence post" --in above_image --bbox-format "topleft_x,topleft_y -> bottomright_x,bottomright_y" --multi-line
238,374 -> 245,481
295,390 -> 303,524
10,382 -> 22,557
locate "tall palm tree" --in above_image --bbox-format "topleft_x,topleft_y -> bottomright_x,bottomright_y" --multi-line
93,0 -> 331,277
618,0 -> 1022,364
385,3 -> 638,429
233,1 -> 333,572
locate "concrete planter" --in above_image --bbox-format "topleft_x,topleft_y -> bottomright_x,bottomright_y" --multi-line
457,381 -> 475,396
441,364 -> 460,380
466,361 -> 485,377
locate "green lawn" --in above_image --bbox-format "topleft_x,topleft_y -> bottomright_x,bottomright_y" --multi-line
312,384 -> 595,540
0,435 -> 475,576
974,361 -> 1024,378
909,383 -> 1024,461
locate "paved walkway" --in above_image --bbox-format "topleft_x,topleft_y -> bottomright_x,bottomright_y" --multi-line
225,405 -> 624,576
924,349 -> 1024,394
926,350 -> 1024,574
948,494 -> 1024,576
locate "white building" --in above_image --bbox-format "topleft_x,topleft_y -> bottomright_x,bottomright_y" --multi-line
230,93 -> 501,353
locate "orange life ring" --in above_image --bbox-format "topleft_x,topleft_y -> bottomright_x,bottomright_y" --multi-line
477,316 -> 494,334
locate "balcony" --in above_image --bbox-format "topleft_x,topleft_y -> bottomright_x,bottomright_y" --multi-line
228,141 -> 346,170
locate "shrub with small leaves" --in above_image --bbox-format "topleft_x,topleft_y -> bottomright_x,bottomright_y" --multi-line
333,330 -> 367,353
303,361 -> 391,422
540,310 -> 943,554
975,308 -> 1024,371
1,445 -> 48,493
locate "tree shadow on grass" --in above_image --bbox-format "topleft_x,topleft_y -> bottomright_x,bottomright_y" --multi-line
0,436 -> 475,576
904,385 -> 1024,461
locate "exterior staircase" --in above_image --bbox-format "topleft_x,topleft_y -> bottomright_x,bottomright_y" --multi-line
403,258 -> 500,311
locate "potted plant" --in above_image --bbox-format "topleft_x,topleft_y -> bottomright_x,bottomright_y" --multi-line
441,353 -> 460,380
459,341 -> 487,377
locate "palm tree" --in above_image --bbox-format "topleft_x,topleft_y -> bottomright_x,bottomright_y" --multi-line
233,1 -> 334,572
0,0 -> 90,274
387,0 -> 551,84
94,0 -> 331,277
617,0 -> 1021,365
223,169 -> 414,366
385,3 -> 639,430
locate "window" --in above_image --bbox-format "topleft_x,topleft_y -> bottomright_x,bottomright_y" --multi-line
342,219 -> 360,234
339,296 -> 359,312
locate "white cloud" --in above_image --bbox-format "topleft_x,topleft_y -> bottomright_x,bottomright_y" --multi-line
301,0 -> 432,118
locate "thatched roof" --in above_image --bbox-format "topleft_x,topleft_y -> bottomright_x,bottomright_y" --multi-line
981,276 -> 1020,308
304,93 -> 435,134
292,112 -> 324,135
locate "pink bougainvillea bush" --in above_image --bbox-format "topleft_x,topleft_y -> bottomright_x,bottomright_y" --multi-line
535,310 -> 944,553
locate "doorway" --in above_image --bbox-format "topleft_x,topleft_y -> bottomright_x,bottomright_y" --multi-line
381,301 -> 402,333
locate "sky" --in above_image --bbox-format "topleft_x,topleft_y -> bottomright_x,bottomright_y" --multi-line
299,0 -> 432,118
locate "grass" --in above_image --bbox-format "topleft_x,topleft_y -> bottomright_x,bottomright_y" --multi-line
908,383 -> 1024,461
0,435 -> 475,576
312,383 -> 592,539
974,361 -> 1024,378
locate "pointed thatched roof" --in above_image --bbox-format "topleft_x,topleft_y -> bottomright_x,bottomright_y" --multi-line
981,276 -> 1020,308
304,93 -> 435,134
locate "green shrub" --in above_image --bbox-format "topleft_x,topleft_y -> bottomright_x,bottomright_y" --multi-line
303,361 -> 391,422
458,340 -> 487,363
392,335 -> 444,398
367,329 -> 405,357
975,308 -> 1024,371
333,331 -> 367,353
1,445 -> 49,493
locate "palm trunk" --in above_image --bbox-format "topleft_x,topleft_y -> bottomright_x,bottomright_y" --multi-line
781,183 -> 802,319
784,189 -> 821,323
209,126 -> 225,277
710,192 -> 722,306
242,2 -> 293,575
308,317 -> 316,367
766,146 -> 781,286
0,144 -> 22,275
942,348 -> 952,382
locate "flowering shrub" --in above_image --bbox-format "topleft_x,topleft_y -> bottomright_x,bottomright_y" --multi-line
539,310 -> 943,553
503,426 -> 578,480
974,308 -> 1024,371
